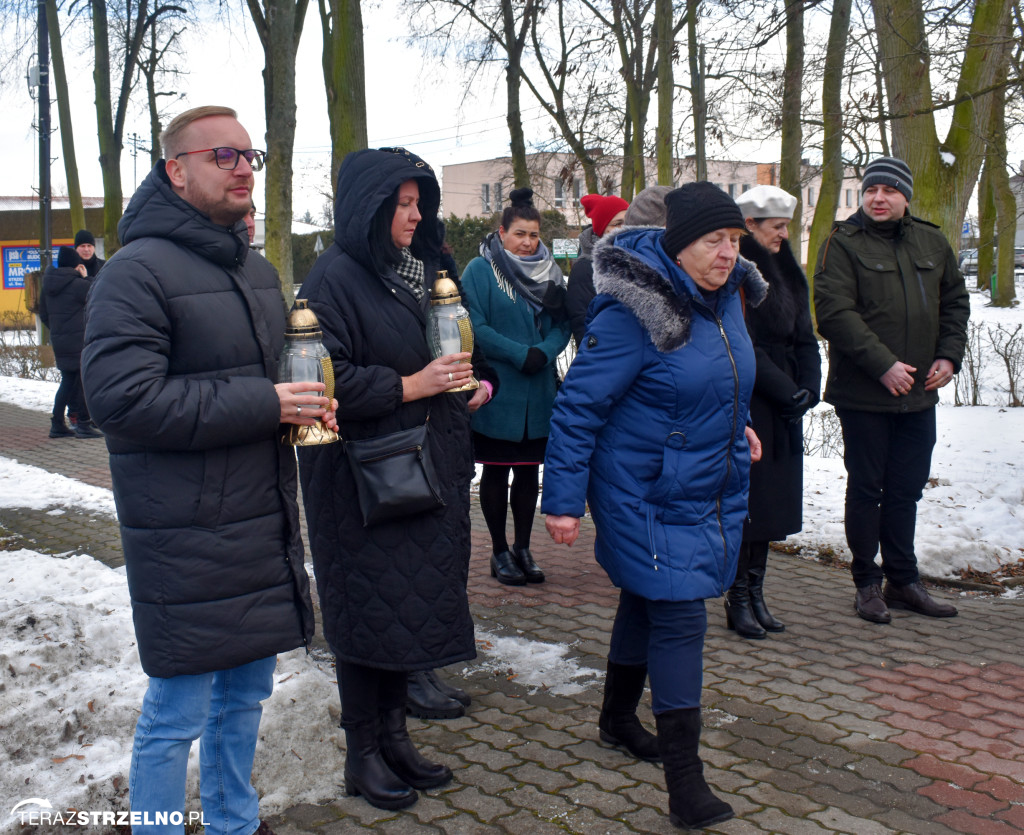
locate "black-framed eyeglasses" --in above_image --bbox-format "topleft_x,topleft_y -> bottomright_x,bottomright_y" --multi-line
174,147 -> 266,172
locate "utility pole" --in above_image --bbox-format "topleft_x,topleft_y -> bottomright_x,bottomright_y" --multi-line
127,132 -> 150,190
37,0 -> 52,271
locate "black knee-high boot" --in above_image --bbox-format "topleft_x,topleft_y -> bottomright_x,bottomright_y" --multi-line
598,662 -> 661,762
656,708 -> 734,830
379,673 -> 452,789
724,543 -> 766,639
747,539 -> 784,632
339,664 -> 417,810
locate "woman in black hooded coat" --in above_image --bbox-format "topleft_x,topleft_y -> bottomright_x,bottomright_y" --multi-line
726,185 -> 821,639
297,148 -> 495,811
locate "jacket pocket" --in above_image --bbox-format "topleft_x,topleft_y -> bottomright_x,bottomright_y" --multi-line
193,449 -> 228,530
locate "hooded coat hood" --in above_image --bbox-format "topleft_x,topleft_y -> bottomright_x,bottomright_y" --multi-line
333,148 -> 442,275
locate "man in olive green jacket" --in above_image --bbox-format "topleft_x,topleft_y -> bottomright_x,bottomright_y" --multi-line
814,157 -> 969,625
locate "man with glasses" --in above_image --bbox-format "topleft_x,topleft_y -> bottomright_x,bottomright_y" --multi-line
82,106 -> 335,835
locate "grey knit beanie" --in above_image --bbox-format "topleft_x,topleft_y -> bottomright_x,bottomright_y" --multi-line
624,185 -> 672,227
862,157 -> 913,202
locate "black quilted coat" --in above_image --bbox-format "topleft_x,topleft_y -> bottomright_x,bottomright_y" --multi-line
741,235 -> 821,542
297,149 -> 481,671
39,264 -> 91,372
81,162 -> 314,678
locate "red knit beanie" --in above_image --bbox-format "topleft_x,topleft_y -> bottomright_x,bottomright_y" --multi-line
580,194 -> 630,237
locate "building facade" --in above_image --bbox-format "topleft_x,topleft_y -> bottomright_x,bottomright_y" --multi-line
441,152 -> 863,264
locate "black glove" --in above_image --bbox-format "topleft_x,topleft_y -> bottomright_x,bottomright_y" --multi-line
521,347 -> 547,374
781,388 -> 814,423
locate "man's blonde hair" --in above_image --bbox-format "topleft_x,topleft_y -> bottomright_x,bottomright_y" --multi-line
161,106 -> 238,160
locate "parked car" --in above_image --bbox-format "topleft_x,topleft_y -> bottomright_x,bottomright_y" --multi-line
961,247 -> 1024,277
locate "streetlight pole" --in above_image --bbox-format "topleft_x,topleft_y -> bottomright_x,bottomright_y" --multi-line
37,0 -> 52,272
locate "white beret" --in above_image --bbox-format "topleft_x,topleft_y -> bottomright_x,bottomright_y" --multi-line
735,185 -> 798,220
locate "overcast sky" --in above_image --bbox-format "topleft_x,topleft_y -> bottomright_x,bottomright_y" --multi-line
0,0 -> 525,220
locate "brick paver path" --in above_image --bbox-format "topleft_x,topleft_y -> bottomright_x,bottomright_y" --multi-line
2,399 -> 1022,834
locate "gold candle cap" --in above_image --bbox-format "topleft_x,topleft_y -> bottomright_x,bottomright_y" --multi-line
285,299 -> 322,338
430,271 -> 461,305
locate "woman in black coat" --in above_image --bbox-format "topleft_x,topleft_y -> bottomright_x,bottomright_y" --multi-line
38,247 -> 101,438
297,148 -> 495,811
725,185 -> 821,639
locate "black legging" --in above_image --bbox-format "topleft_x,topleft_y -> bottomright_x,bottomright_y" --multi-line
336,659 -> 407,723
52,370 -> 85,420
478,464 -> 539,554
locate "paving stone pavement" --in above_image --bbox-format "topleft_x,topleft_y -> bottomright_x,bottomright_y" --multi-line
2,399 -> 1023,834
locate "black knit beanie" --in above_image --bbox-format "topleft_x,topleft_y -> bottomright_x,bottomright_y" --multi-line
74,229 -> 95,247
57,246 -> 82,269
661,182 -> 746,258
861,157 -> 913,202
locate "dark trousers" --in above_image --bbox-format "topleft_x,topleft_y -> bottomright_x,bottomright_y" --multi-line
334,657 -> 407,723
836,407 -> 936,588
608,589 -> 707,713
52,369 -> 87,420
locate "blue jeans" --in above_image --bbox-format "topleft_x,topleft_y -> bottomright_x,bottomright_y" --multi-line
129,656 -> 276,835
608,590 -> 707,713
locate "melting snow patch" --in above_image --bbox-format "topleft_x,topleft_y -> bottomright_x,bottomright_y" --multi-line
0,457 -> 117,519
940,151 -> 956,165
470,630 -> 601,695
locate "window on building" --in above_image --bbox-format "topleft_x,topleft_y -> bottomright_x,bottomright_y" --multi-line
845,189 -> 853,208
742,183 -> 751,192
494,182 -> 503,209
728,183 -> 737,198
481,183 -> 490,213
573,178 -> 582,205
807,187 -> 816,207
555,180 -> 565,208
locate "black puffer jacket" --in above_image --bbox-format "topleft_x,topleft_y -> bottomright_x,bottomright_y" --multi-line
81,162 -> 314,679
39,265 -> 91,371
741,236 -> 821,541
297,149 -> 485,671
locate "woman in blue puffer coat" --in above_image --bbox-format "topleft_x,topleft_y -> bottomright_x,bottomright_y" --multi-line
542,182 -> 765,831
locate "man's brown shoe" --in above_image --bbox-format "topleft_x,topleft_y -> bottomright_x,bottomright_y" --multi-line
884,581 -> 958,618
855,584 -> 891,624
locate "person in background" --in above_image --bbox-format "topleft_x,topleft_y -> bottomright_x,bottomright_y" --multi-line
298,147 -> 496,810
39,247 -> 101,439
438,218 -> 460,279
566,194 -> 629,347
245,201 -> 257,246
461,187 -> 571,586
543,182 -> 765,831
81,105 -> 330,835
814,156 -> 969,624
723,185 -> 821,639
74,229 -> 105,276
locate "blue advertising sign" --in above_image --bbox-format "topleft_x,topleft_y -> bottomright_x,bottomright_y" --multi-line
2,244 -> 62,290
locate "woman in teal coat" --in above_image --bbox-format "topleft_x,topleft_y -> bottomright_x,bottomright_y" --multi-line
461,187 -> 571,585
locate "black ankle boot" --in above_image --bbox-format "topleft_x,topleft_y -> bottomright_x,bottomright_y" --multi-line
341,717 -> 418,810
512,546 -> 545,583
407,670 -> 464,719
724,580 -> 767,639
423,669 -> 471,707
598,662 -> 661,762
656,708 -> 734,830
379,706 -> 453,789
490,550 -> 526,585
49,416 -> 74,438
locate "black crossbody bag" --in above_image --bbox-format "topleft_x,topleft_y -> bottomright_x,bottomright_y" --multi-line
343,408 -> 445,526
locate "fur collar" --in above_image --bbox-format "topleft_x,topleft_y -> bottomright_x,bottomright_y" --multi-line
592,233 -> 768,352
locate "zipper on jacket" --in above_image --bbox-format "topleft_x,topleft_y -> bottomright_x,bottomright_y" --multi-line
716,314 -> 741,585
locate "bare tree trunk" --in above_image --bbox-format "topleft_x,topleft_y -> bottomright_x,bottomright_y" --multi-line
247,0 -> 309,294
871,0 -> 1012,240
989,64 -> 1017,307
502,0 -> 532,189
654,0 -> 673,185
686,0 -> 705,181
46,0 -> 84,233
779,0 -> 804,248
806,0 -> 851,281
977,160 -> 996,291
91,0 -> 123,255
319,0 -> 367,193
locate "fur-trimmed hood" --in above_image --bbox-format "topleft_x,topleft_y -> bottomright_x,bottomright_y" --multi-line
593,227 -> 768,352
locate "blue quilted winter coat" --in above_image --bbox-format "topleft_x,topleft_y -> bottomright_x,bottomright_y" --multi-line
541,228 -> 767,601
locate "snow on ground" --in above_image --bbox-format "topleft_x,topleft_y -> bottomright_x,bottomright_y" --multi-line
0,547 -> 595,830
0,457 -> 118,519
